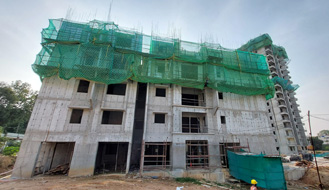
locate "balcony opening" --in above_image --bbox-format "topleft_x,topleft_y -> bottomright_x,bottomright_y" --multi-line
181,87 -> 205,107
278,100 -> 285,105
95,142 -> 128,174
143,142 -> 170,170
282,115 -> 289,120
280,108 -> 287,113
284,122 -> 291,128
186,140 -> 209,169
182,113 -> 207,133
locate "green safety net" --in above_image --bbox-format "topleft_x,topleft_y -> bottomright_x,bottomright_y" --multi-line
227,151 -> 287,190
32,19 -> 275,99
238,34 -> 289,59
272,76 -> 299,92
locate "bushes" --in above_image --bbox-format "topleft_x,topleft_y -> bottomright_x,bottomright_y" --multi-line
322,144 -> 329,151
3,146 -> 19,156
1,139 -> 21,156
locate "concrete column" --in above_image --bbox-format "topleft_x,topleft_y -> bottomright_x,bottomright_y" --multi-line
208,142 -> 221,168
69,142 -> 98,177
172,142 -> 186,170
12,140 -> 41,178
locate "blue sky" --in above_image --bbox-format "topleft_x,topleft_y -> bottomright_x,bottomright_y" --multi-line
0,0 -> 328,135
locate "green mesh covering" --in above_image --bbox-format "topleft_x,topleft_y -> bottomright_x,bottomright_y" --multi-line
272,76 -> 299,92
238,34 -> 273,52
33,19 -> 275,99
227,151 -> 287,190
272,45 -> 288,59
239,34 -> 289,59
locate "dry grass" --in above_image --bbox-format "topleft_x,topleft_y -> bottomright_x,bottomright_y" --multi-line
0,155 -> 15,174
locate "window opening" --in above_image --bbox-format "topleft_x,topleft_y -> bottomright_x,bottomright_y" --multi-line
107,84 -> 127,95
218,92 -> 223,99
220,116 -> 226,124
77,80 -> 90,93
156,88 -> 166,97
154,113 -> 165,123
70,109 -> 83,124
102,111 -> 124,124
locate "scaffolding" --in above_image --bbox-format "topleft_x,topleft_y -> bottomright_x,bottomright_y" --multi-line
186,140 -> 209,169
219,138 -> 250,168
32,19 -> 275,100
140,141 -> 170,172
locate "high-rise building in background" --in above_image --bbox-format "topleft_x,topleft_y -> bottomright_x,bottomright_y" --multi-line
239,34 -> 308,155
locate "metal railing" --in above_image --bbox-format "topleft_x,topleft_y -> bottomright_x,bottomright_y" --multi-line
182,124 -> 208,133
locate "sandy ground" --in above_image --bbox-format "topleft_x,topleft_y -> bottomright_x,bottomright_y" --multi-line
284,157 -> 329,189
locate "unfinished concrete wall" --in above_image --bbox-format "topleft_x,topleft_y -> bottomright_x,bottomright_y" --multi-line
143,83 -> 276,173
13,77 -> 137,178
14,76 -> 276,179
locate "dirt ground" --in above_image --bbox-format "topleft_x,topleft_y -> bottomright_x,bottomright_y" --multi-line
300,166 -> 329,187
0,174 -> 235,190
0,155 -> 15,174
1,155 -> 328,190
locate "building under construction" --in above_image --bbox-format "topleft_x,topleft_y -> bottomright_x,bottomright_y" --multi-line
12,19 -> 306,180
239,35 -> 308,154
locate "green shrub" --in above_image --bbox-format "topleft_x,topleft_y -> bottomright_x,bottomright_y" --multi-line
322,145 -> 329,151
175,177 -> 202,185
3,146 -> 19,156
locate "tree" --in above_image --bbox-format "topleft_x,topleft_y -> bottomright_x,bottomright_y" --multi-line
311,136 -> 324,150
318,130 -> 329,137
0,81 -> 38,134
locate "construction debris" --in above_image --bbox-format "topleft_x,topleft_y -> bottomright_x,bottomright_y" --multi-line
45,163 -> 70,175
295,160 -> 313,167
290,154 -> 302,162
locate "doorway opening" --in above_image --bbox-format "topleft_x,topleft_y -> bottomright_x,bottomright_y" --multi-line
94,142 -> 129,174
34,142 -> 75,176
